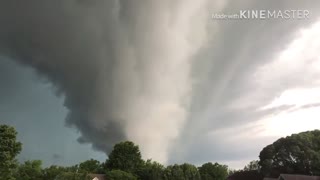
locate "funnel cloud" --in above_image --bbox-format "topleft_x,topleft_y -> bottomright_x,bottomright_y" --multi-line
0,0 -> 208,163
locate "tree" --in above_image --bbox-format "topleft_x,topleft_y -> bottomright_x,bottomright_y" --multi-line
0,124 -> 22,180
228,169 -> 238,176
64,164 -> 80,173
105,170 -> 137,180
79,159 -> 102,173
164,164 -> 185,180
42,165 -> 66,180
14,160 -> 43,180
139,159 -> 165,180
55,172 -> 89,180
105,141 -> 144,174
180,163 -> 201,180
163,163 -> 200,180
244,160 -> 260,171
198,162 -> 228,180
259,130 -> 320,177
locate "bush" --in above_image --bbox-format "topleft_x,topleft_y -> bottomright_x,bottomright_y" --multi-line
105,170 -> 137,180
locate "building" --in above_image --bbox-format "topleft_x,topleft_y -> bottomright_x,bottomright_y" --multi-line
263,174 -> 320,180
87,174 -> 106,180
279,174 -> 320,180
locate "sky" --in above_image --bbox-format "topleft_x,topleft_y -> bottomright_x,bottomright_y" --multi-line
0,1 -> 320,169
0,57 -> 106,166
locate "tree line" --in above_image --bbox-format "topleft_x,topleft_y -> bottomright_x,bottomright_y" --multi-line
0,124 -> 229,180
1,124 -> 320,180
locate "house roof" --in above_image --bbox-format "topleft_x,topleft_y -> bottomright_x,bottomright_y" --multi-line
87,174 -> 106,180
280,174 -> 320,180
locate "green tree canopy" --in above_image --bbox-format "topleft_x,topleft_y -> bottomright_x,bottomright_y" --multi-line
105,170 -> 137,180
139,159 -> 165,180
63,164 -> 80,173
55,172 -> 89,180
164,164 -> 185,180
180,163 -> 201,180
0,124 -> 22,180
14,160 -> 43,180
42,165 -> 67,180
259,130 -> 320,177
105,141 -> 144,174
79,159 -> 102,173
198,162 -> 228,180
163,163 -> 200,180
244,160 -> 260,171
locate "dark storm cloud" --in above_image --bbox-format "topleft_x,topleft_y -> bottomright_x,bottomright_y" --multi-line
0,0 -> 125,152
0,0 -> 209,163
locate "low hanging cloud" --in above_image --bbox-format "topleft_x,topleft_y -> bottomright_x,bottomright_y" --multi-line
0,0 -> 209,163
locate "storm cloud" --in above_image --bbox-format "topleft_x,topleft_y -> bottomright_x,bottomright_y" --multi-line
0,0 -> 209,163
